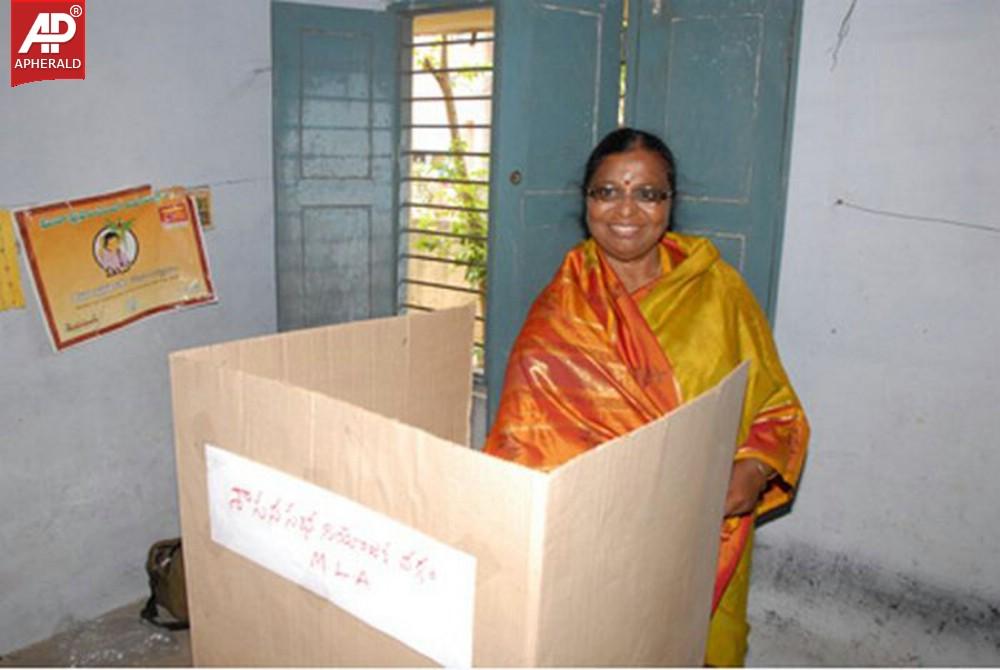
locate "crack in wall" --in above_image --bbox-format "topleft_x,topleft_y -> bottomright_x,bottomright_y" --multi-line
829,0 -> 859,71
835,198 -> 1000,235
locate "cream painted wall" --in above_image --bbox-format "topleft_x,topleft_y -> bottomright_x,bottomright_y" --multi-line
754,0 -> 1000,663
0,0 -> 277,653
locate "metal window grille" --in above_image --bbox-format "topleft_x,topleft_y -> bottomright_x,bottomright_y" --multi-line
396,17 -> 494,371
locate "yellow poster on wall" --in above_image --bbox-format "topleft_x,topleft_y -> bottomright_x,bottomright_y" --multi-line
0,209 -> 26,311
16,185 -> 216,351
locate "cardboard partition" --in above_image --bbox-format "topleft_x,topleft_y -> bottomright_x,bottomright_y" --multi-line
170,305 -> 748,667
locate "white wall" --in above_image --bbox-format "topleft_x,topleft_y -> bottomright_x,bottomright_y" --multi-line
755,0 -> 1000,664
0,1 -> 275,653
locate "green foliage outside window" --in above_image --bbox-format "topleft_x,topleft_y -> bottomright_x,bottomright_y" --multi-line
409,41 -> 490,294
410,137 -> 488,292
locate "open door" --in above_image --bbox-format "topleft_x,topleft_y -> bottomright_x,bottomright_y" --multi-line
272,3 -> 400,330
485,0 -> 624,425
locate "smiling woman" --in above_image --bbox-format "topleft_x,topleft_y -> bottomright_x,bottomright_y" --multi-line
484,127 -> 810,666
582,132 -> 675,292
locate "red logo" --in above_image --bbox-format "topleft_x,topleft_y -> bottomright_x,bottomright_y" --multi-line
10,0 -> 85,87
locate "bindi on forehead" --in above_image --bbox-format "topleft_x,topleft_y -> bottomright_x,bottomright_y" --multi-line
596,172 -> 665,189
596,166 -> 641,185
593,149 -> 669,184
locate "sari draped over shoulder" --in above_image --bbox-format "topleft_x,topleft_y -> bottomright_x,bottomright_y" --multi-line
484,233 -> 809,617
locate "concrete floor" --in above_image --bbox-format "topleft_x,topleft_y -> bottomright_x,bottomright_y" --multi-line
0,596 -> 927,667
0,597 -> 786,667
7,522 -> 993,667
0,595 -> 831,668
0,600 -> 191,668
5,574 -> 995,667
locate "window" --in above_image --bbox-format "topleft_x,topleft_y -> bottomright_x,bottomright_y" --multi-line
397,9 -> 494,371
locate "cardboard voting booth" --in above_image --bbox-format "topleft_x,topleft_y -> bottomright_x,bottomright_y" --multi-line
170,304 -> 748,667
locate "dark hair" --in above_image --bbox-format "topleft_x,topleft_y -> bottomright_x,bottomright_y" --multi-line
579,127 -> 677,233
102,231 -> 120,248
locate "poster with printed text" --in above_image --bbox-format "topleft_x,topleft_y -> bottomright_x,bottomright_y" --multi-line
16,185 -> 216,351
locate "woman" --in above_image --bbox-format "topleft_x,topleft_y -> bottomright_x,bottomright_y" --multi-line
484,128 -> 809,666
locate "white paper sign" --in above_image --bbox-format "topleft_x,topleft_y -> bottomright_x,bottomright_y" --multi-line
205,444 -> 476,667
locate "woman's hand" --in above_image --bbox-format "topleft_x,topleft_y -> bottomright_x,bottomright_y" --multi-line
723,459 -> 773,517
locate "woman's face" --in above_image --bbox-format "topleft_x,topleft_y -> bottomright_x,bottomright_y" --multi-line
585,147 -> 672,271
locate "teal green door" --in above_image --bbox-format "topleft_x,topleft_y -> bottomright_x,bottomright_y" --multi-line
485,0 -> 624,424
629,0 -> 801,319
272,3 -> 400,330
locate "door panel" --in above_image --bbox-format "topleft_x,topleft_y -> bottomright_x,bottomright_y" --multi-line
302,205 -> 373,324
273,3 -> 399,330
486,0 -> 624,425
630,0 -> 800,319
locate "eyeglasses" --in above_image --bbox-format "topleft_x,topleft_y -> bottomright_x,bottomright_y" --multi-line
586,184 -> 673,205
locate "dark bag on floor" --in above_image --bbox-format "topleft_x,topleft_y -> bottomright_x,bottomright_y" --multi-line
140,537 -> 189,630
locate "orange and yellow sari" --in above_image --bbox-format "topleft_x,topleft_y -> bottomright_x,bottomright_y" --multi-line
484,233 -> 809,666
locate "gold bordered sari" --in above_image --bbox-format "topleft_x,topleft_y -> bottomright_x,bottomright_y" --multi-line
485,232 -> 809,665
